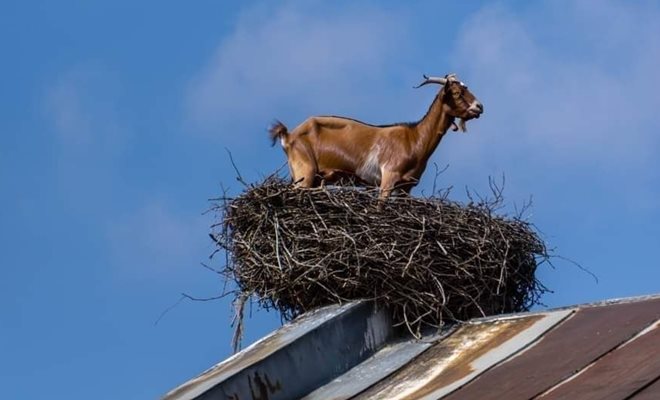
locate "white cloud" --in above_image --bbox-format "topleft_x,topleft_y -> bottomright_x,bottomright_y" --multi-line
44,65 -> 125,151
45,77 -> 92,147
106,200 -> 209,280
41,64 -> 133,216
185,1 -> 410,138
449,1 -> 660,170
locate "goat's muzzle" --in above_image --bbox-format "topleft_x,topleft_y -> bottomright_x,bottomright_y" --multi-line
467,101 -> 484,119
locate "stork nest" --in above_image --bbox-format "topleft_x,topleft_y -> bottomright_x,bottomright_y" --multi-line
211,177 -> 549,336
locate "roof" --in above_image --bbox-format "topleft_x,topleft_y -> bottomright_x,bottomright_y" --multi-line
162,294 -> 660,400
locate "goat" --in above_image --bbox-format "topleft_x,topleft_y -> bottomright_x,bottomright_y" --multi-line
269,73 -> 483,198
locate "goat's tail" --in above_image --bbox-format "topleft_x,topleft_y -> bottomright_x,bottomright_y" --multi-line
268,120 -> 289,147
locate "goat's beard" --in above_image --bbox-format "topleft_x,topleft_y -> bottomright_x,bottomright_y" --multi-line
459,119 -> 467,132
451,119 -> 468,133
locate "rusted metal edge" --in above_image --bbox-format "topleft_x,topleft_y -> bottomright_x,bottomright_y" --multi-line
465,293 -> 660,326
161,301 -> 365,400
576,293 -> 660,308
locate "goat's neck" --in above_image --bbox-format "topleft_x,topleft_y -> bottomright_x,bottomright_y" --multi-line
414,93 -> 454,157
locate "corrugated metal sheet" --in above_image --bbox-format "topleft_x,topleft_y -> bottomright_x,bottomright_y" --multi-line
538,320 -> 660,400
631,378 -> 660,399
442,296 -> 660,400
162,294 -> 660,400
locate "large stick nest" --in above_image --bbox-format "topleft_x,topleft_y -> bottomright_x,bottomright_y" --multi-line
211,177 -> 548,336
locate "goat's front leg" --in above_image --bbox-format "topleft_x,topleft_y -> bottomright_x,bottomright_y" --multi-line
379,171 -> 402,200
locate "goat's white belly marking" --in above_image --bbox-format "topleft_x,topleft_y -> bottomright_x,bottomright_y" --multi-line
356,149 -> 382,185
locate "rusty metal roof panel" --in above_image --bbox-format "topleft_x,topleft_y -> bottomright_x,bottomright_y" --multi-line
442,296 -> 660,400
631,378 -> 660,399
538,320 -> 660,400
352,309 -> 572,400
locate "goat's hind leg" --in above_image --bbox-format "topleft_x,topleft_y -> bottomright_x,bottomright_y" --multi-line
289,147 -> 317,188
291,163 -> 316,188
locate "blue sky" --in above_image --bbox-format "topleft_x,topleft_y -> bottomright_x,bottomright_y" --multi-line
1,1 -> 659,398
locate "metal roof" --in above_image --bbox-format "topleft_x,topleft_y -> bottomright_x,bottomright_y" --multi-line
163,294 -> 660,400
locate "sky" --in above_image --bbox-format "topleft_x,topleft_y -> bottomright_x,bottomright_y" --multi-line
1,0 -> 659,398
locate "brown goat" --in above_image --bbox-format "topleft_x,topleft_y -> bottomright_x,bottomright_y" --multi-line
269,74 -> 483,198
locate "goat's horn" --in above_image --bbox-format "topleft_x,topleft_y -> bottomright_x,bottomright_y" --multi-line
414,75 -> 447,88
